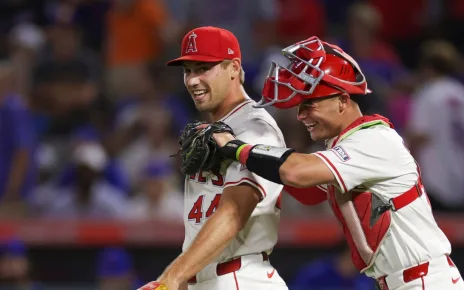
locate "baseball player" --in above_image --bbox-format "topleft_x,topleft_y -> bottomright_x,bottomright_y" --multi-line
208,36 -> 464,290
138,27 -> 288,290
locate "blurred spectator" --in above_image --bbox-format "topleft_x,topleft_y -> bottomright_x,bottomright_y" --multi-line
35,143 -> 58,185
126,160 -> 183,221
8,17 -> 46,97
43,0 -> 80,25
41,22 -> 100,77
105,0 -> 176,100
116,102 -> 178,190
369,0 -> 426,68
249,0 -> 326,93
327,2 -> 414,123
370,0 -> 426,42
0,238 -> 42,290
276,0 -> 326,46
406,40 -> 464,212
32,60 -> 98,127
31,21 -> 101,123
55,125 -> 130,193
321,0 -> 357,30
40,142 -> 128,219
64,0 -> 112,52
110,63 -> 193,134
97,247 -> 142,290
0,60 -> 37,218
344,2 -> 402,68
290,245 -> 374,290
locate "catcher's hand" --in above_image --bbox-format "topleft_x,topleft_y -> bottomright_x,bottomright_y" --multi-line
174,120 -> 235,175
138,281 -> 168,290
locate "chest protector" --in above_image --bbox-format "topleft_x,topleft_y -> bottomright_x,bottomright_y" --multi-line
323,115 -> 428,272
327,177 -> 425,272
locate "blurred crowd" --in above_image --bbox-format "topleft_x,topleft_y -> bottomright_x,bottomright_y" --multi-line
0,0 -> 464,289
0,237 -> 146,289
0,0 -> 464,221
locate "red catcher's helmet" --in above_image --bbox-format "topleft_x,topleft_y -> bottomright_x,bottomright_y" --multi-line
255,36 -> 372,109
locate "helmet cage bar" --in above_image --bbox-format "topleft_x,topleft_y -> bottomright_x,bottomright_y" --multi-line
255,38 -> 325,108
254,37 -> 369,108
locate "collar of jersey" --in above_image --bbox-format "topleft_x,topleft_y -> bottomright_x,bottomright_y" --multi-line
326,114 -> 394,148
219,99 -> 254,122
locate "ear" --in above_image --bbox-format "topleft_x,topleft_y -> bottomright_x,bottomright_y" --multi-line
230,58 -> 241,80
338,93 -> 350,112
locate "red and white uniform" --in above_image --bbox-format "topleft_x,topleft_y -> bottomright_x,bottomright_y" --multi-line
183,100 -> 288,290
293,115 -> 463,290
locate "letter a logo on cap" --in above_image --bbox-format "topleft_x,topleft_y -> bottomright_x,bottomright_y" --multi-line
185,32 -> 198,53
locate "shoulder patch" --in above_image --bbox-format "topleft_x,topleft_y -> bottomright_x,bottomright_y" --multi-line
331,146 -> 351,162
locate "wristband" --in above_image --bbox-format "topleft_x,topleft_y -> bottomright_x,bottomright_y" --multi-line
218,139 -> 247,160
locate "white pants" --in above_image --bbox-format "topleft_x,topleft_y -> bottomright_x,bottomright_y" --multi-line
188,253 -> 288,290
380,255 -> 464,290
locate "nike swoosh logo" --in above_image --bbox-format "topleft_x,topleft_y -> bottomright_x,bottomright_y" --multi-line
452,277 -> 461,284
267,269 -> 275,279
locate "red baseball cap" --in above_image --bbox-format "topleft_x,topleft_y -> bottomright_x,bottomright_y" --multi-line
166,26 -> 241,66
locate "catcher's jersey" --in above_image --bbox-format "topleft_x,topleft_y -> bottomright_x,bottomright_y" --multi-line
313,117 -> 451,278
182,99 -> 285,262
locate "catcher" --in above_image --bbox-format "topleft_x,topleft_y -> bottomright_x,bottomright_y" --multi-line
138,27 -> 289,290
196,37 -> 463,290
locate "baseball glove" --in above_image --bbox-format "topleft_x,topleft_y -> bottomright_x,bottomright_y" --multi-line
173,120 -> 235,175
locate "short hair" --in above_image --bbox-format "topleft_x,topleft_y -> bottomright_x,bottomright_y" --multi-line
420,40 -> 462,75
221,60 -> 245,85
347,2 -> 382,32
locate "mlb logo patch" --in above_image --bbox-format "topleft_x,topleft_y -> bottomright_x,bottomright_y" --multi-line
331,146 -> 350,162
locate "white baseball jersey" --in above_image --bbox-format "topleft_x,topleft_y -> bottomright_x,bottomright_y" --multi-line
408,77 -> 464,206
313,117 -> 452,278
183,99 -> 286,262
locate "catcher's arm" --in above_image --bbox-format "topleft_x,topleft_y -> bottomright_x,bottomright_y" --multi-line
213,131 -> 335,188
157,183 -> 261,287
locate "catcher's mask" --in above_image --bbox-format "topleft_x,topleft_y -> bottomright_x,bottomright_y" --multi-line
255,36 -> 372,109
